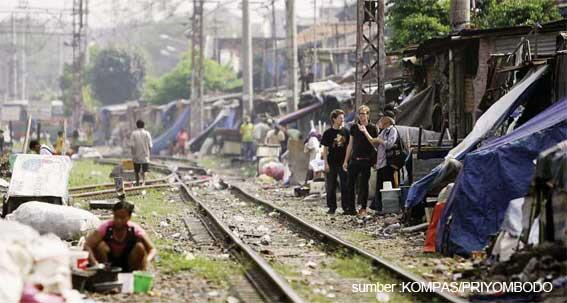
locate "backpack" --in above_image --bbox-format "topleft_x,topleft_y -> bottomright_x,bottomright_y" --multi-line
385,126 -> 408,170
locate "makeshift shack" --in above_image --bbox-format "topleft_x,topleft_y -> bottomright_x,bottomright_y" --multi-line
436,97 -> 567,256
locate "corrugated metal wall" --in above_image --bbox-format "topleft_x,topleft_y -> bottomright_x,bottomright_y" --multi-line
493,33 -> 558,56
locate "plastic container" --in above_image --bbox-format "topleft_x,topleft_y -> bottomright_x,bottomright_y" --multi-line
69,249 -> 89,270
133,271 -> 154,293
118,273 -> 134,294
380,188 -> 401,213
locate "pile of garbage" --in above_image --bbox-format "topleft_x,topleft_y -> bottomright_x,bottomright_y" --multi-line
0,220 -> 84,303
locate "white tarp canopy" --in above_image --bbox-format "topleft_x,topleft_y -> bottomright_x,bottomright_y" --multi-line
447,65 -> 549,159
8,154 -> 72,198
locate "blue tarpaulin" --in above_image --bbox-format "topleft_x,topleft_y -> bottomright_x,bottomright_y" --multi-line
436,97 -> 567,256
151,106 -> 191,155
405,66 -> 549,208
188,109 -> 234,152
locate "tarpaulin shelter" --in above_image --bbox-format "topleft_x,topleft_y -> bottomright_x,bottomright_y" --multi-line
396,86 -> 435,130
276,98 -> 324,126
189,108 -> 235,152
151,106 -> 191,154
405,65 -> 549,208
436,97 -> 567,256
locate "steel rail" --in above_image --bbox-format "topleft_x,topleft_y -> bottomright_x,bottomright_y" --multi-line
71,179 -> 209,199
229,183 -> 468,303
69,176 -> 171,193
176,176 -> 307,303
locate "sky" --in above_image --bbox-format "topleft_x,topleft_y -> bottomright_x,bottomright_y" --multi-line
0,0 -> 354,29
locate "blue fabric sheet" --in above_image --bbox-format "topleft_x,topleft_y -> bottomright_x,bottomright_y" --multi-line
151,106 -> 191,155
436,97 -> 567,255
405,67 -> 547,208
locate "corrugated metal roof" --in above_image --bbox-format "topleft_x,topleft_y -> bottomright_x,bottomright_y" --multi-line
415,19 -> 567,55
493,33 -> 559,56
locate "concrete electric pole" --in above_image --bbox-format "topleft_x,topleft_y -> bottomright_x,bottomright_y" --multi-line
285,0 -> 298,113
271,0 -> 278,90
10,13 -> 18,99
190,0 -> 205,138
71,0 -> 87,129
242,0 -> 254,117
354,0 -> 385,121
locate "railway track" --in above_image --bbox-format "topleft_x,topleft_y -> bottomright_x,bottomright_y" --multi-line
79,158 -> 468,302
185,179 -> 466,302
75,159 -> 302,302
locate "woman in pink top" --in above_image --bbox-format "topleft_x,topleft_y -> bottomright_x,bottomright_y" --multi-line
85,201 -> 156,272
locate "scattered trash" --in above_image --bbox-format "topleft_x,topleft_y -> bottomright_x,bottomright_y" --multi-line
227,296 -> 240,303
382,223 -> 401,236
260,235 -> 271,245
305,261 -> 317,269
159,221 -> 169,228
207,291 -> 220,297
183,252 -> 195,261
376,291 -> 390,302
301,269 -> 312,276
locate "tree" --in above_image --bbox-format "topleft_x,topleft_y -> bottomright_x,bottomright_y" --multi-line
88,47 -> 146,105
387,0 -> 450,50
474,0 -> 562,29
143,52 -> 242,105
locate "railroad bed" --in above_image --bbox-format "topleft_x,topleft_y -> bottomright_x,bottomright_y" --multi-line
71,158 -> 466,302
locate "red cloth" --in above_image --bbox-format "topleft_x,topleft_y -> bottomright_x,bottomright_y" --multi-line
423,203 -> 445,253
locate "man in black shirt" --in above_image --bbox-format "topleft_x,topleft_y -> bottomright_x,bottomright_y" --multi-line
321,109 -> 350,214
342,105 -> 378,216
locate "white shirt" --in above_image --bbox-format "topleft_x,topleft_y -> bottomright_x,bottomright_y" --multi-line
265,129 -> 285,145
130,128 -> 153,164
304,136 -> 321,162
39,144 -> 54,155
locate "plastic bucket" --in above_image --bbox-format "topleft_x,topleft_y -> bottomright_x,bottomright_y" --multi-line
380,189 -> 401,213
133,271 -> 154,293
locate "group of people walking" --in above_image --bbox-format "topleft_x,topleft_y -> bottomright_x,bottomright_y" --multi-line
321,105 -> 404,215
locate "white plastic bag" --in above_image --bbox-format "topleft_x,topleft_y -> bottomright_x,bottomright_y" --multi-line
7,202 -> 101,240
0,221 -> 39,303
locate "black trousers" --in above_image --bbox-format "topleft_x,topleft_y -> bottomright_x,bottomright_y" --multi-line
370,165 -> 395,211
345,159 -> 372,211
325,165 -> 348,211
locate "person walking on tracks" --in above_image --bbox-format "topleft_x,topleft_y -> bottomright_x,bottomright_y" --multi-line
130,120 -> 153,186
321,109 -> 350,214
342,105 -> 379,216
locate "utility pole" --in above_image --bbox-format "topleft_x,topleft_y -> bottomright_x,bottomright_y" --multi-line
354,0 -> 384,121
271,0 -> 278,90
20,14 -> 29,101
71,0 -> 87,129
190,0 -> 205,139
10,13 -> 18,99
285,0 -> 298,113
450,0 -> 471,32
242,0 -> 254,117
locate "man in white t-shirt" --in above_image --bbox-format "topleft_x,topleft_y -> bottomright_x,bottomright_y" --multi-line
130,120 -> 153,186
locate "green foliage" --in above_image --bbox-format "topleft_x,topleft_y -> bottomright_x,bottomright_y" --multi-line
474,0 -> 562,29
142,52 -> 242,105
88,47 -> 146,105
387,0 -> 450,49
